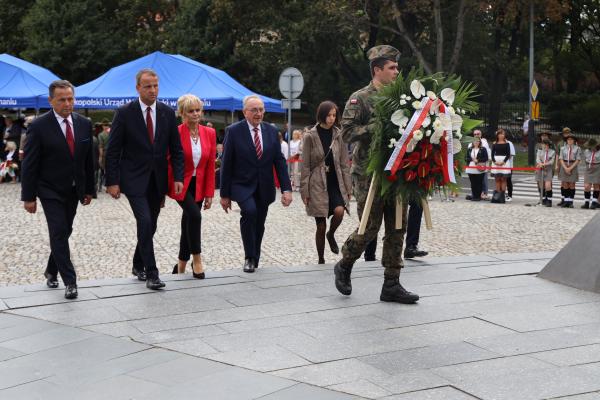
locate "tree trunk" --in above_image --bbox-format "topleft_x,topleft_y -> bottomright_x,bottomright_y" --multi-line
433,0 -> 443,72
447,0 -> 467,74
390,1 -> 433,74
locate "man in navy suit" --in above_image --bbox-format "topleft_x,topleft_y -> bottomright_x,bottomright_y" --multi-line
105,69 -> 184,290
21,80 -> 95,299
220,95 -> 292,273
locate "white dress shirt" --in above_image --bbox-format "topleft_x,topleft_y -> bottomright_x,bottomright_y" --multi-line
280,140 -> 289,160
53,111 -> 74,138
246,121 -> 263,149
191,136 -> 202,176
139,99 -> 157,138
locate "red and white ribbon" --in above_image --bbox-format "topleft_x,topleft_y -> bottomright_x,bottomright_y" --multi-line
385,98 -> 433,175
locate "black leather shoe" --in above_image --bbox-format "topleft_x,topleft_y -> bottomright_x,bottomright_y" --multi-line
172,264 -> 178,274
591,202 -> 598,210
581,202 -> 590,209
404,246 -> 428,259
326,231 -> 339,254
243,258 -> 255,273
146,278 -> 165,290
44,271 -> 59,289
132,267 -> 147,281
64,284 -> 78,299
334,261 -> 352,295
364,256 -> 377,262
380,278 -> 419,304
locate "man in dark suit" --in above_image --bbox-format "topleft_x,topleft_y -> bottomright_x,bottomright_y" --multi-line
105,69 -> 184,290
220,95 -> 292,273
21,80 -> 95,299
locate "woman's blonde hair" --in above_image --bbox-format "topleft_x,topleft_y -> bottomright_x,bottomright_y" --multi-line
177,94 -> 204,117
5,141 -> 17,151
292,129 -> 302,140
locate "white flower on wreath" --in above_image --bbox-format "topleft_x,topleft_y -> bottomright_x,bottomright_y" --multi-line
451,114 -> 463,131
432,118 -> 443,131
454,132 -> 463,140
425,129 -> 432,137
413,129 -> 424,141
412,100 -> 422,110
422,116 -> 431,128
447,106 -> 455,115
438,113 -> 452,131
430,129 -> 443,145
426,91 -> 437,100
388,138 -> 398,148
453,139 -> 462,154
400,99 -> 407,105
407,140 -> 417,153
410,80 -> 426,98
441,87 -> 455,105
390,110 -> 408,128
400,94 -> 407,99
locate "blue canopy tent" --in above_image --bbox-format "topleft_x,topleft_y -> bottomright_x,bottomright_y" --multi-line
0,54 -> 60,109
71,51 -> 283,113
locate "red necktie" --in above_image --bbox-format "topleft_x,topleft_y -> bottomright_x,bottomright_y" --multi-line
64,119 -> 74,156
146,107 -> 154,144
253,127 -> 262,159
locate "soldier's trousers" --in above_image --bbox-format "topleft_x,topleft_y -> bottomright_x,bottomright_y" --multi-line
342,175 -> 408,279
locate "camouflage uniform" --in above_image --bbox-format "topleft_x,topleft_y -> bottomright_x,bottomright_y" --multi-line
334,44 -> 417,303
340,81 -> 408,280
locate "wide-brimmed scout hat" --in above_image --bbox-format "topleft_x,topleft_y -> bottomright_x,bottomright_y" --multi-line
584,138 -> 599,150
564,132 -> 578,142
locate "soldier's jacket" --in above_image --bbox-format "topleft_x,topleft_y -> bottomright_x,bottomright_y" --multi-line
341,82 -> 377,177
559,144 -> 582,162
584,149 -> 600,165
536,148 -> 555,165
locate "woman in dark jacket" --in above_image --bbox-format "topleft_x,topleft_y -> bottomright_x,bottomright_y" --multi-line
465,137 -> 489,201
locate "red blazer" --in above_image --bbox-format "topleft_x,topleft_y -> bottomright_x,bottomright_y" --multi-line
168,124 -> 216,201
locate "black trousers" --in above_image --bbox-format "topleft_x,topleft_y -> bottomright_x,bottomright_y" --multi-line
405,199 -> 422,248
469,173 -> 484,199
507,174 -> 513,196
238,192 -> 269,266
127,175 -> 162,280
40,188 -> 79,286
177,177 -> 203,261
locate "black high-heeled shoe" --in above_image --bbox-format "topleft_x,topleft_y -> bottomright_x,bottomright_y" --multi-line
191,261 -> 205,279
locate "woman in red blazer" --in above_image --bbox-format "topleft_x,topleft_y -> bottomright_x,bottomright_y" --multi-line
168,94 -> 216,279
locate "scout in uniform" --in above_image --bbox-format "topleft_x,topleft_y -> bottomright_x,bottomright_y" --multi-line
334,45 -> 419,304
558,132 -> 581,208
556,127 -> 572,206
535,136 -> 555,207
582,138 -> 600,209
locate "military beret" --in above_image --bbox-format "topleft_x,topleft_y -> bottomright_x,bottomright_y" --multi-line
367,45 -> 400,62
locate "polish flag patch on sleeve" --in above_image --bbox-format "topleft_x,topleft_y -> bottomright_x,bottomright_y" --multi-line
350,98 -> 358,104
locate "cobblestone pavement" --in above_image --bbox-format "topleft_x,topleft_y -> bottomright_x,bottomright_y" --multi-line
0,178 -> 596,286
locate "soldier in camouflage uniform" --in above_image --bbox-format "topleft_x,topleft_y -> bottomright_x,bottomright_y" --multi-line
334,45 -> 419,304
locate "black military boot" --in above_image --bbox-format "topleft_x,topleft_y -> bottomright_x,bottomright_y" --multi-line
334,260 -> 352,295
380,277 -> 419,304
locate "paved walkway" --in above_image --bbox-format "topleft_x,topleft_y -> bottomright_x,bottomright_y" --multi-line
2,252 -> 600,399
0,180 -> 596,286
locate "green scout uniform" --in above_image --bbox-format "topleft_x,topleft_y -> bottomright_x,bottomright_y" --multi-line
339,53 -> 408,280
